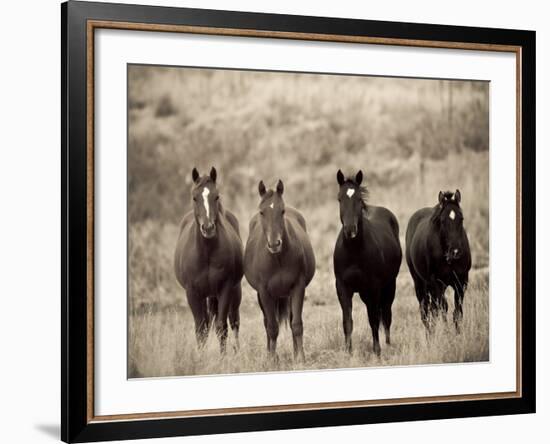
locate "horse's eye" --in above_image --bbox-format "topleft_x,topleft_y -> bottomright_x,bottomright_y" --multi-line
215,196 -> 220,201
260,211 -> 264,216
282,209 -> 285,215
193,197 -> 197,202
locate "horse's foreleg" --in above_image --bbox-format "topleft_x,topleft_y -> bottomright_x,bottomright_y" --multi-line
336,279 -> 353,353
228,284 -> 242,350
215,286 -> 232,354
187,291 -> 208,349
381,280 -> 396,345
440,296 -> 449,324
453,273 -> 468,333
289,283 -> 305,362
258,291 -> 279,358
412,278 -> 432,333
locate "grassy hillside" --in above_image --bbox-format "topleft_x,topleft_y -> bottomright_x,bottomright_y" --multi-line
127,66 -> 489,378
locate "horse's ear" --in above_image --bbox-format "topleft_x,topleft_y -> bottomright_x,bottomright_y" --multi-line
258,180 -> 266,197
355,170 -> 363,186
209,167 -> 217,183
454,189 -> 461,204
336,169 -> 345,186
438,190 -> 444,205
276,179 -> 284,195
192,167 -> 200,184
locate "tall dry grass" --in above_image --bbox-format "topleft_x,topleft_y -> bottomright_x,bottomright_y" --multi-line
127,66 -> 489,378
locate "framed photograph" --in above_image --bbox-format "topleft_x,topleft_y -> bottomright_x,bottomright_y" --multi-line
62,1 -> 536,442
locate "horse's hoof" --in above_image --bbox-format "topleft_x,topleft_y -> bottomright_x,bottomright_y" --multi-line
267,352 -> 280,365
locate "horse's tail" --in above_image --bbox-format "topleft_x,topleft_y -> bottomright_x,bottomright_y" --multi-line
206,297 -> 218,327
276,297 -> 290,327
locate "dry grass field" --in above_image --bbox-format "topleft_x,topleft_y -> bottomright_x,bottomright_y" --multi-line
127,66 -> 489,378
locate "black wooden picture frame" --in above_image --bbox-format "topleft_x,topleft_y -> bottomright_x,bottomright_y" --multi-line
61,1 -> 536,442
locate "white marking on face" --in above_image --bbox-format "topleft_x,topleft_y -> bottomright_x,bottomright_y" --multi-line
202,187 -> 210,219
346,188 -> 355,198
449,210 -> 456,220
269,202 -> 274,209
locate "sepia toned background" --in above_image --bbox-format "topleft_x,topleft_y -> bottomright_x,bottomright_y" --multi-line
127,65 -> 489,378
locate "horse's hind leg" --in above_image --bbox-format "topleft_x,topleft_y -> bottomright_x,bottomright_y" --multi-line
214,285 -> 233,354
336,279 -> 354,353
206,297 -> 218,330
289,283 -> 305,362
187,291 -> 208,349
427,279 -> 446,325
228,284 -> 242,350
381,281 -> 396,345
361,290 -> 381,357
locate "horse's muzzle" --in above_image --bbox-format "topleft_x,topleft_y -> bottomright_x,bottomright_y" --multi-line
267,239 -> 282,254
200,223 -> 216,239
445,248 -> 461,263
344,225 -> 358,239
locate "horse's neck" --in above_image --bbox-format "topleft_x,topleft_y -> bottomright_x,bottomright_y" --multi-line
193,222 -> 219,254
343,212 -> 372,247
285,217 -> 300,245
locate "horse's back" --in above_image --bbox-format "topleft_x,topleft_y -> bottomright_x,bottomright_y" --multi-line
368,205 -> 402,276
286,206 -> 308,232
224,209 -> 241,239
406,207 -> 441,283
243,214 -> 263,289
174,211 -> 195,288
286,207 -> 315,285
367,205 -> 400,242
406,207 -> 432,245
405,207 -> 433,265
177,210 -> 194,236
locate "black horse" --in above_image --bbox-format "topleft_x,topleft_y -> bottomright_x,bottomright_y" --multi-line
333,170 -> 402,356
405,190 -> 471,332
244,180 -> 315,361
174,167 -> 244,352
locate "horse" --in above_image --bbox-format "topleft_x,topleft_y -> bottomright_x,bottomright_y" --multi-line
333,170 -> 402,356
244,179 -> 315,361
174,167 -> 244,352
405,190 -> 472,333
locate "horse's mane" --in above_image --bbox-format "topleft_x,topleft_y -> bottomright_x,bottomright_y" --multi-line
430,191 -> 459,225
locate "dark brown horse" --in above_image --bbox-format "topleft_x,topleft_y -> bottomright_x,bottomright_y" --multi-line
405,190 -> 471,332
333,170 -> 402,356
244,180 -> 315,361
174,167 -> 243,352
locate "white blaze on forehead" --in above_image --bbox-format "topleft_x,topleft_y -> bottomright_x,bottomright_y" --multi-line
449,209 -> 456,220
346,188 -> 355,198
269,202 -> 274,209
202,187 -> 210,218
